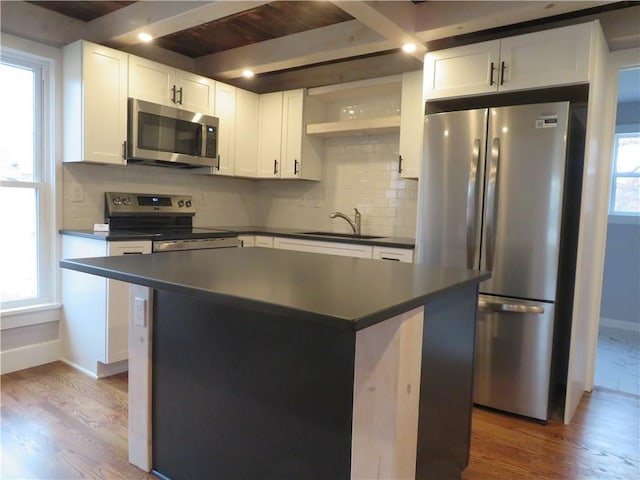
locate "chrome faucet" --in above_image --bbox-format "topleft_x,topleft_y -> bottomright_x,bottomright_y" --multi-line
330,208 -> 361,235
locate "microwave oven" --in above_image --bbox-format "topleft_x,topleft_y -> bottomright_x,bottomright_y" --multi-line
127,98 -> 219,169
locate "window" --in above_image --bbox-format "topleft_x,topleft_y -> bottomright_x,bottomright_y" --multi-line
0,53 -> 54,310
610,132 -> 640,215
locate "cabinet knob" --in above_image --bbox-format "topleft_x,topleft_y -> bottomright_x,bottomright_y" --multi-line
274,159 -> 278,175
489,62 -> 496,86
294,159 -> 299,175
398,154 -> 403,174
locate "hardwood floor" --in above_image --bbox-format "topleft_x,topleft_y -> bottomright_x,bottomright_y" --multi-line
463,389 -> 640,480
1,361 -> 639,479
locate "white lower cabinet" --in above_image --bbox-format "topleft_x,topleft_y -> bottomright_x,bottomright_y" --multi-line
372,246 -> 414,263
274,237 -> 373,258
238,235 -> 255,247
255,235 -> 275,248
61,236 -> 151,378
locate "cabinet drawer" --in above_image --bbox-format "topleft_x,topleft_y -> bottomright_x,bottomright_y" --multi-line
372,246 -> 413,263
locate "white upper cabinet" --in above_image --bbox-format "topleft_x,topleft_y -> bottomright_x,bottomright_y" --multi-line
424,40 -> 501,100
213,82 -> 236,176
399,70 -> 424,179
257,89 -> 322,180
281,90 -> 322,180
498,22 -> 592,92
63,40 -> 128,165
129,55 -> 215,115
257,92 -> 284,178
424,22 -> 594,100
234,89 -> 260,177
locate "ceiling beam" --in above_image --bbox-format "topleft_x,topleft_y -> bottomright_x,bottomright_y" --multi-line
329,0 -> 426,61
0,1 -> 87,47
195,19 -> 392,80
85,1 -> 271,47
413,1 -> 613,43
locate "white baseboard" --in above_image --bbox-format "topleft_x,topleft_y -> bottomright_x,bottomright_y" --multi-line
599,317 -> 640,333
58,357 -> 129,379
58,357 -> 98,379
97,359 -> 128,378
1,340 -> 60,375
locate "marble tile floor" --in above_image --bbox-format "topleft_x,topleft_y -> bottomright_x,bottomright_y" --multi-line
594,325 -> 640,396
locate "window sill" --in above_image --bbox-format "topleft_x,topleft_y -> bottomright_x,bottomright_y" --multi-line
608,214 -> 640,225
1,303 -> 62,330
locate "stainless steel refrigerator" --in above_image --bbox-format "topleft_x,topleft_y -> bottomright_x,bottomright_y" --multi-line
416,102 -> 573,421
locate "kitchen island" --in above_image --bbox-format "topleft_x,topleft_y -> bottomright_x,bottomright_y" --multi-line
60,247 -> 489,480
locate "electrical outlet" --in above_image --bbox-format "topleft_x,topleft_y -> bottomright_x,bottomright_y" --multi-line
134,297 -> 146,327
199,192 -> 208,205
71,184 -> 84,203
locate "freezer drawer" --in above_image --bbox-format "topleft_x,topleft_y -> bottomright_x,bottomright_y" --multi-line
473,295 -> 555,421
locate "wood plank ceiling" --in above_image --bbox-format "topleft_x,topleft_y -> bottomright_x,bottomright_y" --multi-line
28,1 -> 354,57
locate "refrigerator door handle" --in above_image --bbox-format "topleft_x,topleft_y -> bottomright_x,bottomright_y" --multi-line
466,139 -> 481,269
478,299 -> 545,315
485,137 -> 501,271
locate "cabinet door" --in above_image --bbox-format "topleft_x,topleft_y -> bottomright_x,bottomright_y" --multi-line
399,70 -> 424,179
254,235 -> 274,248
106,241 -> 152,363
498,22 -> 592,92
65,41 -> 128,165
213,82 -> 236,176
129,55 -> 175,107
257,92 -> 284,178
83,44 -> 128,165
178,70 -> 215,115
281,89 -> 304,178
234,89 -> 259,177
237,235 -> 255,247
423,40 -> 500,100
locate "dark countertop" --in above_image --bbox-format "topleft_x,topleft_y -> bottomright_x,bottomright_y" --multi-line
60,226 -> 415,248
60,248 -> 489,331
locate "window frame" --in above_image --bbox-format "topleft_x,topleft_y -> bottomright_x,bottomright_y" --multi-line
609,131 -> 640,216
1,49 -> 56,311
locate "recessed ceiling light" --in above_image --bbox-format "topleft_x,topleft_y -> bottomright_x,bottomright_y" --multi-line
138,32 -> 153,43
402,43 -> 417,53
242,70 -> 255,78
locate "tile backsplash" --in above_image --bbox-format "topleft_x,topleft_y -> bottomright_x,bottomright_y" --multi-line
62,163 -> 256,229
63,134 -> 418,238
255,134 -> 418,238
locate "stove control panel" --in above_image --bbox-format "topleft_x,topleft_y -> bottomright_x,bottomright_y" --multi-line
106,192 -> 196,216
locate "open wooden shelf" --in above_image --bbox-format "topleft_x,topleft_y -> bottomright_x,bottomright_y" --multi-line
305,115 -> 401,138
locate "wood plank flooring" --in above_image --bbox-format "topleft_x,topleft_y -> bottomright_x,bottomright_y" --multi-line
1,361 -> 639,479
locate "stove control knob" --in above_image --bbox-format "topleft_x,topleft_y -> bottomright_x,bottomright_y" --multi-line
113,196 -> 122,205
122,197 -> 131,206
178,200 -> 185,207
186,200 -> 192,208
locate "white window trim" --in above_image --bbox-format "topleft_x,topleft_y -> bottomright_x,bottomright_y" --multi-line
609,130 -> 640,216
1,34 -> 61,317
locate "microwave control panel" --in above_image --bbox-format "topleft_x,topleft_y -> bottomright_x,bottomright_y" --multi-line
205,125 -> 217,158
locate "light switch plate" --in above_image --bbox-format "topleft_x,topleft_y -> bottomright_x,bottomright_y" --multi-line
134,297 -> 146,327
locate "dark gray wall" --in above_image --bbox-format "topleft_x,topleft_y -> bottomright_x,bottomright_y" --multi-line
599,100 -> 640,325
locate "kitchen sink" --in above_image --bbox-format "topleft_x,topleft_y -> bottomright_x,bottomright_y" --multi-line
302,231 -> 383,240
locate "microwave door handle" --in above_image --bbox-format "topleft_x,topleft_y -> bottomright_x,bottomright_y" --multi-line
201,124 -> 208,160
